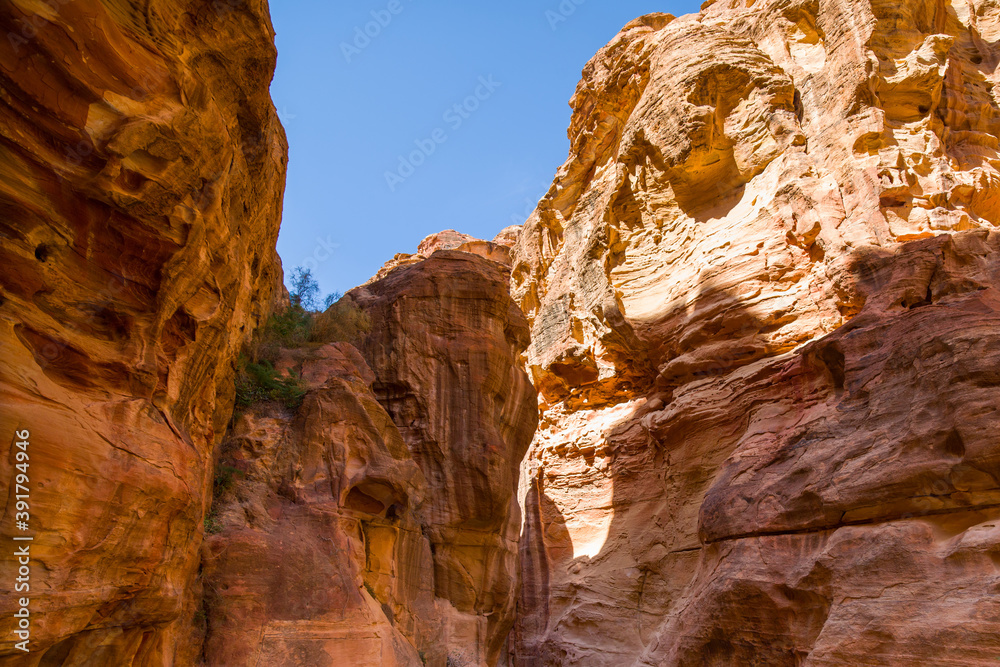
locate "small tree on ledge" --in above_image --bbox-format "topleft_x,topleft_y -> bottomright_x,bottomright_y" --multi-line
289,266 -> 321,311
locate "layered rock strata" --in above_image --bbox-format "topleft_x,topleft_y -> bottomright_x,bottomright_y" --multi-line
0,0 -> 286,663
511,2 -> 1000,664
369,228 -> 522,283
201,248 -> 537,666
5,0 -> 1000,664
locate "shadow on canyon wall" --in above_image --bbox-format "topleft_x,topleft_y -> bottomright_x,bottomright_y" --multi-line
511,238 -> 982,665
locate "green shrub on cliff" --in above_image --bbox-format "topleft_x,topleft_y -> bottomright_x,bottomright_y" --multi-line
234,356 -> 307,410
246,270 -> 371,365
246,305 -> 313,364
309,295 -> 371,344
289,266 -> 321,310
234,267 -> 371,411
203,515 -> 223,535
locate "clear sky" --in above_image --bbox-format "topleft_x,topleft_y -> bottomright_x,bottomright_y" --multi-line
269,0 -> 699,296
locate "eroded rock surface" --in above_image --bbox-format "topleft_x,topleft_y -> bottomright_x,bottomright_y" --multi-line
511,1 -> 1000,664
0,0 -> 286,663
201,247 -> 537,666
5,0 -> 1000,664
369,228 -> 520,283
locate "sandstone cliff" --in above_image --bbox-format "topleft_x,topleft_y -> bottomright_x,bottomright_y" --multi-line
511,1 -> 1000,664
5,0 -> 1000,664
0,0 -> 286,663
200,248 -> 536,666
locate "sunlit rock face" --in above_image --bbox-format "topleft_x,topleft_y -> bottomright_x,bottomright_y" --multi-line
368,228 -> 522,283
510,2 -> 1000,664
0,0 -> 286,663
201,248 -> 537,667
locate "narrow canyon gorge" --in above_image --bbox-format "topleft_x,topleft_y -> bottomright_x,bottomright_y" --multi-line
2,0 -> 1000,665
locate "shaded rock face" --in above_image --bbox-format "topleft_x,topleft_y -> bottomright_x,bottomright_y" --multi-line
0,0 -> 286,663
511,2 -> 1000,665
353,252 -> 538,664
201,250 -> 537,666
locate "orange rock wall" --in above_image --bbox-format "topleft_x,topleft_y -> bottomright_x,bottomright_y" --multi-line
511,2 -> 1000,664
200,251 -> 537,667
0,0 -> 286,663
4,0 -> 1000,664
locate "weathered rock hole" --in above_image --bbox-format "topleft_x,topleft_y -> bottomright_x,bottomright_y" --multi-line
345,482 -> 403,517
34,244 -> 50,261
814,342 -> 846,389
344,487 -> 386,515
943,430 -> 965,459
904,285 -> 933,309
162,308 -> 198,357
879,194 -> 909,208
549,358 -> 599,386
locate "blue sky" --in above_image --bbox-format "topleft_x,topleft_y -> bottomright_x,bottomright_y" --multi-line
269,0 -> 699,296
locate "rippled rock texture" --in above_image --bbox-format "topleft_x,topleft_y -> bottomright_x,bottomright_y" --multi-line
201,249 -> 536,666
0,0 -> 287,663
510,2 -> 1000,664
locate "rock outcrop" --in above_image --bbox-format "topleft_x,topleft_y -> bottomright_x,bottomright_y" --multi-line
369,228 -> 521,284
6,0 -> 1000,664
200,247 -> 537,666
511,1 -> 1000,664
0,0 -> 286,663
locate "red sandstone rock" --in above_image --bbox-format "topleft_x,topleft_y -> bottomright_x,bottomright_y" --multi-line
201,250 -> 536,667
201,343 -> 428,666
492,225 -> 523,249
5,0 -> 1000,663
0,0 -> 286,663
353,251 -> 538,666
370,230 -> 517,283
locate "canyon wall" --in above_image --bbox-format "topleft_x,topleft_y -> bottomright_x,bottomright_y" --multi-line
511,1 -> 1000,664
4,0 -> 1000,665
200,245 -> 536,667
0,0 -> 286,663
